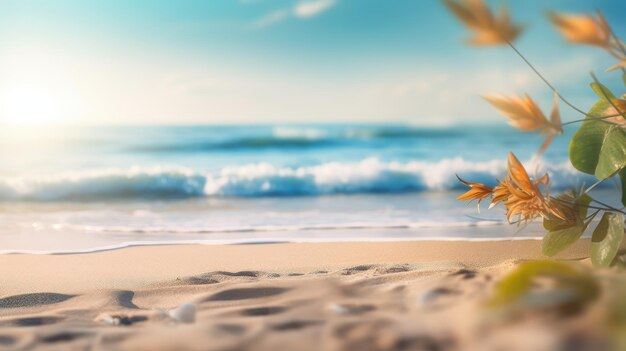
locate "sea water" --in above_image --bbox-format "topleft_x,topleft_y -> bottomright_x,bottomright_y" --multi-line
0,123 -> 607,253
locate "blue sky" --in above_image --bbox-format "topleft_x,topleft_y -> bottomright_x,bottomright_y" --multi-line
0,0 -> 624,125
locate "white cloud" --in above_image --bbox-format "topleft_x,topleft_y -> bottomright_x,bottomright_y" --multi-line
294,0 -> 336,18
103,54 -> 593,126
375,55 -> 597,124
251,0 -> 336,29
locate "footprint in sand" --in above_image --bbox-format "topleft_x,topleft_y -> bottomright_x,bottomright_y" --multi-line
184,271 -> 281,285
217,305 -> 288,318
214,323 -> 247,335
2,316 -> 63,327
0,335 -> 15,346
39,331 -> 92,344
341,264 -> 414,276
205,287 -> 290,302
449,268 -> 477,280
272,319 -> 323,331
341,265 -> 376,276
375,265 -> 413,275
0,293 -> 75,309
240,306 -> 287,317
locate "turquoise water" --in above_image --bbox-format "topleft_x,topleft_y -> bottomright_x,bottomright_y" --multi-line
0,124 -> 588,198
0,123 -> 601,252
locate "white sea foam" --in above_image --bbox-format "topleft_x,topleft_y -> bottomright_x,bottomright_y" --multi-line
0,158 -> 591,201
272,126 -> 327,140
52,219 -> 506,234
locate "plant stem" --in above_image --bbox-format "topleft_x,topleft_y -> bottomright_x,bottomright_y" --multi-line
591,199 -> 626,215
585,209 -> 601,221
506,41 -> 583,113
505,39 -> 623,121
552,196 -> 624,214
560,72 -> 625,126
603,14 -> 626,74
585,177 -> 609,194
586,204 -> 613,211
552,197 -> 604,212
561,115 -> 620,126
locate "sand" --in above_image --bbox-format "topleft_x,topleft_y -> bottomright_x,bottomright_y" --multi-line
0,239 -> 622,350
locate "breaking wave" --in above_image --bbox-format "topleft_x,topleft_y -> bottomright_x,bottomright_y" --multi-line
0,158 -> 593,201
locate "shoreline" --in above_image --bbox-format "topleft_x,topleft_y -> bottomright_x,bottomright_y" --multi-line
0,235 -> 552,256
0,219 -> 554,255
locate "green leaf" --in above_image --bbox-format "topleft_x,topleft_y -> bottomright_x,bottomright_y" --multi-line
542,191 -> 593,257
577,193 -> 593,219
621,169 -> 626,207
488,261 -> 599,308
542,223 -> 586,257
543,217 -> 569,231
591,82 -> 617,101
591,212 -> 625,267
569,98 -> 612,175
595,126 -> 626,180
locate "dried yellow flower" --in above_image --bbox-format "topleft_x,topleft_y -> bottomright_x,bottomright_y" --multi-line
456,175 -> 494,205
483,93 -> 562,135
443,0 -> 523,46
458,152 -> 572,225
484,93 -> 562,156
501,152 -> 569,224
549,12 -> 611,48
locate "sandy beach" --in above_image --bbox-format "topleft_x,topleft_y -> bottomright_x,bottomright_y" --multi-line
0,239 -> 621,351
3,0 -> 626,349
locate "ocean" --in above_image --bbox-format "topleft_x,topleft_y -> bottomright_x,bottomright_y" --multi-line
0,123 -> 602,253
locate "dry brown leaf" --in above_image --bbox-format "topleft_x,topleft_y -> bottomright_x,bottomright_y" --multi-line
456,175 -> 493,205
506,152 -> 537,198
483,93 -> 563,136
491,178 -> 511,206
535,93 -> 562,157
607,60 -> 626,72
549,12 -> 611,48
549,93 -> 561,128
443,0 -> 523,46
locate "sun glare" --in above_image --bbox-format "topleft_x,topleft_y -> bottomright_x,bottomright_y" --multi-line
1,46 -> 83,126
2,87 -> 55,124
0,86 -> 77,125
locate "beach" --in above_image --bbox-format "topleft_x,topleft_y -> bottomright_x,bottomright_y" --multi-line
0,125 -> 622,351
2,0 -> 625,349
0,125 -> 620,351
0,239 -> 620,351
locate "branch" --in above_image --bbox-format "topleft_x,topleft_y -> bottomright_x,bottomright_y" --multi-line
505,40 -> 624,122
